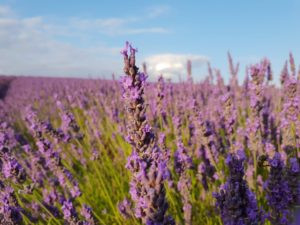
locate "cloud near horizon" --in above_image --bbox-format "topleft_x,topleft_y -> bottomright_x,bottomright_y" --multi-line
143,54 -> 209,81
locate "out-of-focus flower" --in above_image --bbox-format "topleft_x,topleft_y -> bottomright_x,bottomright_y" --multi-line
214,151 -> 264,225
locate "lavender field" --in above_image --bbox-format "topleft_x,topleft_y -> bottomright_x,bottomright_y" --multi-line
0,43 -> 299,225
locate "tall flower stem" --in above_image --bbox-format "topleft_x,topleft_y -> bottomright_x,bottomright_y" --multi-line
120,42 -> 174,225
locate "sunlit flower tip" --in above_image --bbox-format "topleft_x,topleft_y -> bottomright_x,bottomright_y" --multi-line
129,44 -> 137,55
120,41 -> 129,56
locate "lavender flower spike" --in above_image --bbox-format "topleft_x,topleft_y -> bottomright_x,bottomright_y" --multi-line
264,153 -> 299,225
214,151 -> 264,225
120,42 -> 174,225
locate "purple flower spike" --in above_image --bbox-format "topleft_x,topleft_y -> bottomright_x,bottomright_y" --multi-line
214,153 -> 264,225
119,42 -> 174,225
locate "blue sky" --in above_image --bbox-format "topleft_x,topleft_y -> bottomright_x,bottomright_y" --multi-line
0,0 -> 299,83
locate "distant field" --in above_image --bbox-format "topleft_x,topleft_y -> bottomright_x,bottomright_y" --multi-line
0,49 -> 299,225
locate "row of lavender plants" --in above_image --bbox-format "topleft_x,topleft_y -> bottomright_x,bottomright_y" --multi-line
0,43 -> 299,224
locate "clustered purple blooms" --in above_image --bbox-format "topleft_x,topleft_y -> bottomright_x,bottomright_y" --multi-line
245,59 -> 271,186
174,141 -> 193,175
195,113 -> 218,183
219,92 -> 237,154
118,198 -> 132,219
0,77 -> 122,223
2,156 -> 25,181
214,151 -> 264,225
24,107 -> 81,193
0,122 -> 25,224
186,99 -> 198,147
264,153 -> 289,225
158,133 -> 173,188
172,112 -> 194,225
197,146 -> 216,191
264,153 -> 300,225
21,107 -> 88,223
0,44 -> 300,225
0,123 -> 26,182
286,158 -> 300,207
220,93 -> 236,137
120,42 -> 174,225
56,100 -> 83,142
280,77 -> 299,151
0,184 -> 23,224
247,60 -> 269,117
81,204 -> 96,225
42,188 -> 61,217
175,142 -> 193,225
24,106 -> 66,143
62,200 -> 79,224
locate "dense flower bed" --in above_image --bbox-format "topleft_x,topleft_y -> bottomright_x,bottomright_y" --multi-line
0,44 -> 299,224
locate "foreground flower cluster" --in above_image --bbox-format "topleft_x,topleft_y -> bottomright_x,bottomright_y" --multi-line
0,44 -> 299,224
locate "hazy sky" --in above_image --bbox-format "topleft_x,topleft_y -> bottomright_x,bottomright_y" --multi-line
0,0 -> 299,83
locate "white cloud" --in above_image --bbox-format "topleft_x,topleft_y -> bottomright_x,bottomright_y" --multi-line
69,17 -> 130,35
0,6 -> 122,77
68,17 -> 168,36
0,5 -> 169,77
60,5 -> 171,36
143,54 -> 209,81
